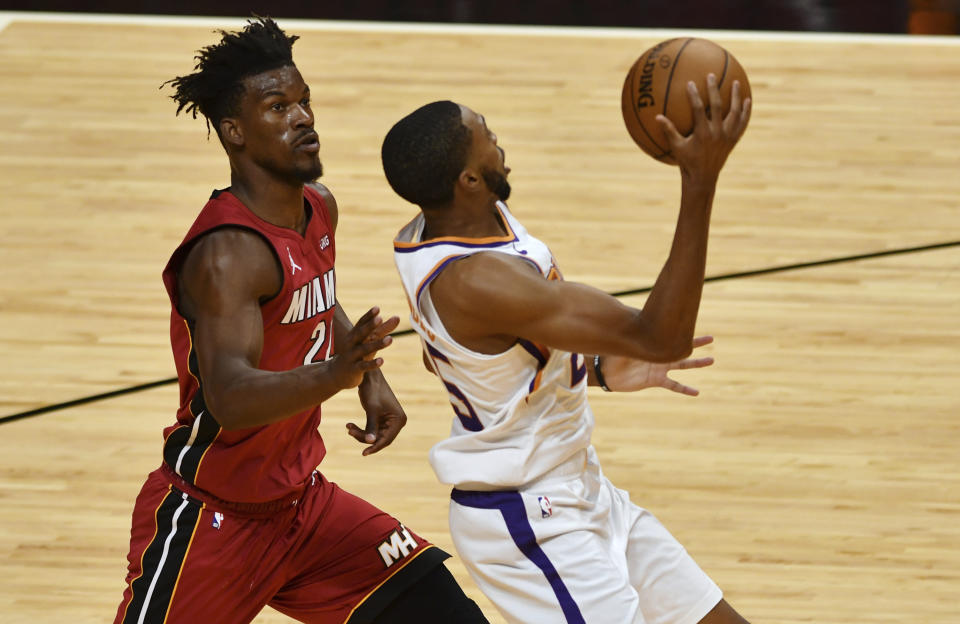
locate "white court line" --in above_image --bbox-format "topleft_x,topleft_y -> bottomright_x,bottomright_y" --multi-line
0,10 -> 959,45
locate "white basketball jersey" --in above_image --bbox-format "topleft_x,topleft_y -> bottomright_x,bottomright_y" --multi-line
394,202 -> 595,490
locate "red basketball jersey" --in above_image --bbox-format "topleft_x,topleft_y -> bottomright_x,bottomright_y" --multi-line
160,186 -> 337,503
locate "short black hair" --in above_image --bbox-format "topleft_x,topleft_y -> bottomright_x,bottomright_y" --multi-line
381,100 -> 472,208
164,17 -> 298,136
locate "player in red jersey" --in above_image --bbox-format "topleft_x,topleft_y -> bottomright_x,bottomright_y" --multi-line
114,18 -> 488,624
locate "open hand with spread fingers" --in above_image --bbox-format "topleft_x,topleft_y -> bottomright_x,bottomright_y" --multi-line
657,74 -> 752,182
598,335 -> 715,395
329,306 -> 400,390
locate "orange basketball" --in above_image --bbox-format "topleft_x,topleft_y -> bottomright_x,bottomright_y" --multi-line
621,37 -> 751,165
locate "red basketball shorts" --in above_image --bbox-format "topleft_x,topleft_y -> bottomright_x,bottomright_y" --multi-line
114,465 -> 448,624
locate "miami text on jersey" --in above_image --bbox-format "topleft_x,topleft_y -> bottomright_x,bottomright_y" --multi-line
281,268 -> 335,325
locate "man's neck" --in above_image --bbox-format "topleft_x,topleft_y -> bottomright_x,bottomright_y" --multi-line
229,170 -> 306,234
421,198 -> 506,241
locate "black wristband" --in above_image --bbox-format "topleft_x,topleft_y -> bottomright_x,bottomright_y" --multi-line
593,354 -> 612,392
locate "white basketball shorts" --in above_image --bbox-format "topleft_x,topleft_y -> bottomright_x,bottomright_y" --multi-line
449,461 -> 722,624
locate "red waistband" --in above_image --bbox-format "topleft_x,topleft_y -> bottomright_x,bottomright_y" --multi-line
160,463 -> 315,518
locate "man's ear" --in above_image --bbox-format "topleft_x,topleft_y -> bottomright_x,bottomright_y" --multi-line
458,167 -> 481,192
219,117 -> 243,148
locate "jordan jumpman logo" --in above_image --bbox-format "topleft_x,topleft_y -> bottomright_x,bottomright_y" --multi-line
287,247 -> 302,275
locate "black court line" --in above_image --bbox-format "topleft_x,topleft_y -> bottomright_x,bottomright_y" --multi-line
2,239 -> 957,426
611,239 -> 960,298
0,378 -> 178,425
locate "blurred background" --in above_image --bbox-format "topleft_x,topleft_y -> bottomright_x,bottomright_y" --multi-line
1,0 -> 957,34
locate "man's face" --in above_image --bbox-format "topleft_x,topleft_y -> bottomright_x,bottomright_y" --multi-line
234,65 -> 322,184
461,106 -> 511,202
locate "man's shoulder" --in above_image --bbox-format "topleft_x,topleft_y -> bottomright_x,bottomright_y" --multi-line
305,181 -> 331,197
305,182 -> 335,208
432,252 -> 532,296
184,227 -> 277,275
305,182 -> 337,230
177,227 -> 281,304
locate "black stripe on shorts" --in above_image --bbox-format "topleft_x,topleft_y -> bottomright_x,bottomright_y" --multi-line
122,490 -> 203,623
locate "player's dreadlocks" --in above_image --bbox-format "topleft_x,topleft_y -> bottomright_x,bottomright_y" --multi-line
164,17 -> 298,137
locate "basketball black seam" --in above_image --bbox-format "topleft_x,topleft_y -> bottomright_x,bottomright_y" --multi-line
653,37 -> 693,160
632,88 -> 669,158
718,49 -> 730,89
629,58 -> 668,158
631,41 -> 680,158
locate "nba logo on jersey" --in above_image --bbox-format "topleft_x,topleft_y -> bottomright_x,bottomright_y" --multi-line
538,496 -> 553,518
212,512 -> 224,530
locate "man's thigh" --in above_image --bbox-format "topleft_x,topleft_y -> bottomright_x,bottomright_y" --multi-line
270,475 -> 449,624
449,486 -> 643,624
619,485 -> 723,624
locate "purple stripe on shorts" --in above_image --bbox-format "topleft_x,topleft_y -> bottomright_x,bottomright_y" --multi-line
451,489 -> 585,624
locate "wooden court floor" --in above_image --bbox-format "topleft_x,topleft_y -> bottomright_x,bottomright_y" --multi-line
0,12 -> 958,624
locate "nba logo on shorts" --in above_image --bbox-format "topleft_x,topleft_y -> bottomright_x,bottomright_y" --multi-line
538,496 -> 553,518
212,512 -> 224,530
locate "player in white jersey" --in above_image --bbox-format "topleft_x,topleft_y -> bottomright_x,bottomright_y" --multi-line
394,201 -> 595,490
382,76 -> 751,624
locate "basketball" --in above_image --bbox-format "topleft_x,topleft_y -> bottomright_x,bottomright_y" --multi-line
621,37 -> 751,164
